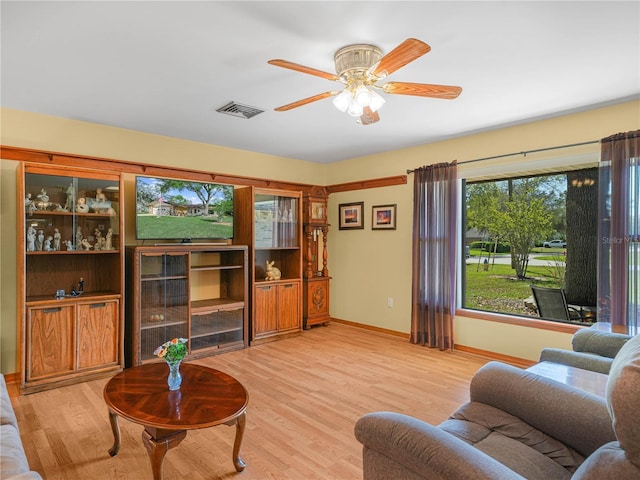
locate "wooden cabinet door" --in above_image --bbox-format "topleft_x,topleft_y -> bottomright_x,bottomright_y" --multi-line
254,285 -> 278,337
77,300 -> 119,369
27,305 -> 75,381
278,282 -> 300,332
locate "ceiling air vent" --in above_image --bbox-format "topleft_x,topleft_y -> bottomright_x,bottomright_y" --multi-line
216,101 -> 265,119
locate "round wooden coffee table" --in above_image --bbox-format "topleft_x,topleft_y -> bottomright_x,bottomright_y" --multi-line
104,362 -> 248,480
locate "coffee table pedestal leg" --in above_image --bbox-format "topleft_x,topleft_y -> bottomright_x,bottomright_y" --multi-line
142,427 -> 187,480
107,410 -> 120,457
226,411 -> 247,472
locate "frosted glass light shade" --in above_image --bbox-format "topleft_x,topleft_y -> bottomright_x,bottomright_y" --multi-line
354,85 -> 372,107
368,90 -> 385,112
332,90 -> 352,112
347,100 -> 364,117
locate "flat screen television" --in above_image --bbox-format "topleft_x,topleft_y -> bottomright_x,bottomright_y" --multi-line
135,175 -> 234,242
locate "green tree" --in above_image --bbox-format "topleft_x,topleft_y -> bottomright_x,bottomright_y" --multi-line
497,178 -> 553,278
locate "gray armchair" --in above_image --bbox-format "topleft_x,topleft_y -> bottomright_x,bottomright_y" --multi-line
539,325 -> 631,374
354,333 -> 640,480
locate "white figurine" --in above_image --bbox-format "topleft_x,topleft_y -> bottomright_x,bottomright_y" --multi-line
265,260 -> 282,281
25,193 -> 36,215
44,236 -> 53,251
26,226 -> 36,252
36,230 -> 44,251
105,228 -> 114,250
75,227 -> 83,247
65,183 -> 75,211
76,197 -> 89,213
53,228 -> 61,251
36,189 -> 50,210
64,240 -> 74,251
81,238 -> 93,251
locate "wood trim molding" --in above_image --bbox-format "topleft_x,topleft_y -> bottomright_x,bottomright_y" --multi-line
330,317 -> 410,339
456,308 -> 583,335
326,175 -> 407,193
0,145 -> 316,192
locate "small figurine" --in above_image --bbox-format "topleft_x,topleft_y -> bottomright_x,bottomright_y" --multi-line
105,228 -> 114,250
44,236 -> 53,251
81,238 -> 93,251
64,182 -> 75,211
265,260 -> 282,281
64,240 -> 74,251
25,193 -> 36,215
78,277 -> 84,292
75,227 -> 83,247
76,197 -> 89,213
26,226 -> 36,252
36,230 -> 45,251
53,228 -> 61,251
36,188 -> 50,210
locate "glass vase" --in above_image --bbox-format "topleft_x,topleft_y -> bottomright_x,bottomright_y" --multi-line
167,360 -> 182,391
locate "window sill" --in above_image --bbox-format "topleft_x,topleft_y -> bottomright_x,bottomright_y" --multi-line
456,308 -> 583,334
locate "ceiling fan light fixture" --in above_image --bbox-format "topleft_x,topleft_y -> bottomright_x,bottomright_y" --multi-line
332,89 -> 352,112
347,100 -> 364,117
368,90 -> 385,112
354,85 -> 372,107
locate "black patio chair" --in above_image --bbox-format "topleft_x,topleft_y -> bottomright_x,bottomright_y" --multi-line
530,285 -> 586,323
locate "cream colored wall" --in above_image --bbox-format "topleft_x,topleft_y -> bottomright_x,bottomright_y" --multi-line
0,108 -> 326,374
327,100 -> 640,361
1,101 -> 639,373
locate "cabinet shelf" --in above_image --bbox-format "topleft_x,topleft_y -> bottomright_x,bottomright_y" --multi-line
191,264 -> 243,271
27,210 -> 116,218
191,298 -> 244,313
140,274 -> 188,281
26,291 -> 120,306
141,319 -> 187,330
27,250 -> 119,255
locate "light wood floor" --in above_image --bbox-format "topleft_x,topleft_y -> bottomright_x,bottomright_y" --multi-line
11,323 -> 493,480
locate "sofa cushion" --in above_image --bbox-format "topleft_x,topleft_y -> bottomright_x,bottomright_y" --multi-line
1,375 -> 18,427
606,332 -> 640,468
440,402 -> 579,480
0,424 -> 32,477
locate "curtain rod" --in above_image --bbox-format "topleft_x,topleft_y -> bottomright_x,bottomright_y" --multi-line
406,139 -> 600,174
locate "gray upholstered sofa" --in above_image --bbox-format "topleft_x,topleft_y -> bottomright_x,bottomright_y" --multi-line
539,324 -> 631,374
1,375 -> 43,479
354,332 -> 640,480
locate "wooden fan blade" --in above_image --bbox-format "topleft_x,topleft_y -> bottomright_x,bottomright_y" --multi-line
268,59 -> 339,81
382,82 -> 462,99
274,91 -> 338,111
359,106 -> 380,125
370,38 -> 431,78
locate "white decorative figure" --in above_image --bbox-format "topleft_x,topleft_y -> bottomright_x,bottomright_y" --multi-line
265,260 -> 282,281
36,230 -> 44,251
44,236 -> 53,251
25,193 -> 36,215
53,228 -> 61,251
76,197 -> 89,213
64,240 -> 74,251
105,228 -> 113,250
75,227 -> 83,247
65,183 -> 75,211
81,238 -> 93,251
26,226 -> 36,252
36,189 -> 50,210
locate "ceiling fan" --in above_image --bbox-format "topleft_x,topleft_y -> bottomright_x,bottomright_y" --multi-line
268,38 -> 462,125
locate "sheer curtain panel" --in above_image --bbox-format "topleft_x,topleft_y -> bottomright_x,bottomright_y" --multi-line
597,130 -> 640,330
410,161 -> 458,350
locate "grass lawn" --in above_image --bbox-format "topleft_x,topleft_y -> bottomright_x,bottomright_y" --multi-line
464,262 -> 562,315
137,214 -> 233,239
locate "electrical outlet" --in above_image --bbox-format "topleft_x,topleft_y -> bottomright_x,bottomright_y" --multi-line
387,297 -> 394,308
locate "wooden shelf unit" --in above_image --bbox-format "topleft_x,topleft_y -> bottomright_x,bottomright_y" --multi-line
18,163 -> 125,394
125,245 -> 248,366
234,187 -> 303,344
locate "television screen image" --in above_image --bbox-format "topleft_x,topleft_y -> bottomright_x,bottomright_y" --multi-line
135,176 -> 234,241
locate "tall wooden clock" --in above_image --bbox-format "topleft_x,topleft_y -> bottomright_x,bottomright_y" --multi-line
302,187 -> 330,329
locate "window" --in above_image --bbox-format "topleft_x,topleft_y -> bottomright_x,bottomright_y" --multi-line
461,167 -> 599,325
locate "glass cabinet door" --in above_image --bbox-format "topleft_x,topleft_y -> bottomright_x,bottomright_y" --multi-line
139,253 -> 188,361
254,194 -> 299,248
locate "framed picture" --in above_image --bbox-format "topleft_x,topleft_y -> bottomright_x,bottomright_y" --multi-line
372,204 -> 397,230
338,202 -> 364,230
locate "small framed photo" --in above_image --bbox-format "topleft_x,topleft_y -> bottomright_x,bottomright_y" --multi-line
372,204 -> 397,230
338,202 -> 364,230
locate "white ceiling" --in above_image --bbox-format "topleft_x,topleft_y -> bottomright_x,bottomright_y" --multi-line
2,1 -> 639,164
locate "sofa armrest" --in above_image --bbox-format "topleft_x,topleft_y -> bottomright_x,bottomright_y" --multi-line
470,362 -> 615,457
572,328 -> 630,358
354,412 -> 525,480
539,348 -> 613,374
